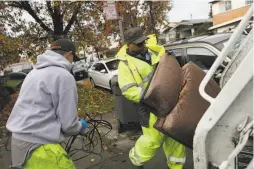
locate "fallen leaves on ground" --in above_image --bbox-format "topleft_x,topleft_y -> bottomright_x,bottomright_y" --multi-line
0,92 -> 19,137
0,92 -> 19,122
77,80 -> 115,117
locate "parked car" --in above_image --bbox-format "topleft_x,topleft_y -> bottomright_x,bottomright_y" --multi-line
164,32 -> 246,82
0,71 -> 28,111
72,60 -> 89,81
88,58 -> 119,90
4,62 -> 32,73
0,76 -> 11,111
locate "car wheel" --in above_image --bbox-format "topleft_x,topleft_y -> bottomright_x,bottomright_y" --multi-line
90,78 -> 96,88
109,81 -> 113,94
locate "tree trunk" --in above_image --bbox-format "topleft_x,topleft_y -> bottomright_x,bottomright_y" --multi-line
148,1 -> 157,37
52,4 -> 64,40
95,47 -> 100,60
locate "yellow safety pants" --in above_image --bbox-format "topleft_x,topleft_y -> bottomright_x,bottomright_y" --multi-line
24,144 -> 76,169
129,113 -> 186,169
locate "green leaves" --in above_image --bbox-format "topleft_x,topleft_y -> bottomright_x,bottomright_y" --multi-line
1,1 -> 172,69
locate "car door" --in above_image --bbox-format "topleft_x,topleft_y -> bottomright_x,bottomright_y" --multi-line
90,63 -> 100,84
167,48 -> 185,66
186,47 -> 216,72
93,63 -> 109,87
89,63 -> 98,79
100,63 -> 111,89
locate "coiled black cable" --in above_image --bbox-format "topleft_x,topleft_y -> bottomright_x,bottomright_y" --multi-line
64,113 -> 112,162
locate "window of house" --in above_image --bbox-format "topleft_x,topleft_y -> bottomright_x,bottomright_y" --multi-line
246,0 -> 253,5
187,47 -> 216,70
225,0 -> 232,11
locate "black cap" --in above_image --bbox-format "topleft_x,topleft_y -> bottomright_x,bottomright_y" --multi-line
124,27 -> 148,44
50,39 -> 80,61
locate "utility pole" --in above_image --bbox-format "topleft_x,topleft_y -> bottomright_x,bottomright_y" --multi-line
118,18 -> 124,45
116,1 -> 124,46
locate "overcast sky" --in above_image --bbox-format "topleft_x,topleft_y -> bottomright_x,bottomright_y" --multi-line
168,0 -> 211,22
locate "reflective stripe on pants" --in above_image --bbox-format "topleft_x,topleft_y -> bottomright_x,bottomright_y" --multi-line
129,113 -> 186,169
168,156 -> 186,163
129,147 -> 144,166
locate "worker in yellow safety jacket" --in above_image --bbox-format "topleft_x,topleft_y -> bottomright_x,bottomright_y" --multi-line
116,27 -> 186,169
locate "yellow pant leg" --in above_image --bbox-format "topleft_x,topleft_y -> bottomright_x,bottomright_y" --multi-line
129,113 -> 165,166
163,136 -> 186,169
24,144 -> 76,169
129,113 -> 186,169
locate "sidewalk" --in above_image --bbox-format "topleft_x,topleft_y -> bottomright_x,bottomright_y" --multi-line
0,112 -> 194,169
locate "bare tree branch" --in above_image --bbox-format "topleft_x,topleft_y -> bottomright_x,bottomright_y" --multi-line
10,1 -> 53,33
63,3 -> 81,34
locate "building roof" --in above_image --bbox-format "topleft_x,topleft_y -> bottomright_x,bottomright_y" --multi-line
209,17 -> 243,30
161,19 -> 212,33
172,19 -> 212,30
181,19 -> 212,25
161,22 -> 179,33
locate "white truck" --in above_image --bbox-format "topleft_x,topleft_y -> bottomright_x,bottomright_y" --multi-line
193,6 -> 253,169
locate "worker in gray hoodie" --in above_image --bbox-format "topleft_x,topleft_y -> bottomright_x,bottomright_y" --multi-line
6,39 -> 87,169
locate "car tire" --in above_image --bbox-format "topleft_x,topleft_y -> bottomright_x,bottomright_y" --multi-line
109,81 -> 113,94
90,78 -> 96,88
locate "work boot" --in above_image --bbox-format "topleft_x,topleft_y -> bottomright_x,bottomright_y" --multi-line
132,165 -> 143,169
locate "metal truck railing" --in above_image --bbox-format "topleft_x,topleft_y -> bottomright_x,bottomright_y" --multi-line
194,5 -> 253,169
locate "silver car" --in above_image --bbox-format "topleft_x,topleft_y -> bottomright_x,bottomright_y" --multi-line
88,58 -> 119,90
164,33 -> 246,83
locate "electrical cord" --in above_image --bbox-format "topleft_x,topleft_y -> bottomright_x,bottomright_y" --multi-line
64,113 -> 112,162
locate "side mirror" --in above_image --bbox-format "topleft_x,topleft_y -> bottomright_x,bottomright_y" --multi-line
100,69 -> 106,73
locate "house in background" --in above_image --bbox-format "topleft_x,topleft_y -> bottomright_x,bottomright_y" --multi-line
159,22 -> 179,44
209,0 -> 253,33
159,19 -> 212,44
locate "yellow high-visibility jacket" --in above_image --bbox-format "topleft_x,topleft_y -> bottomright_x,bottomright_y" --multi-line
116,35 -> 165,103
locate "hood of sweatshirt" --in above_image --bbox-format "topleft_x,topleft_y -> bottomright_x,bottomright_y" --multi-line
35,50 -> 72,72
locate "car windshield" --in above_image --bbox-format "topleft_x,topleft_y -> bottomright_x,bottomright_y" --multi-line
214,34 -> 247,58
105,59 -> 119,71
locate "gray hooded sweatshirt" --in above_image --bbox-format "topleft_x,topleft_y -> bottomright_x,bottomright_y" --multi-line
6,50 -> 82,144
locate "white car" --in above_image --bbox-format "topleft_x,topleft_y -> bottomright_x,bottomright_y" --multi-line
88,58 -> 119,90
